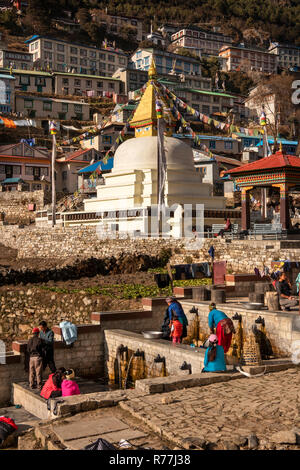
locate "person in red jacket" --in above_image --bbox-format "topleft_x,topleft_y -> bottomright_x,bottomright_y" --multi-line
40,368 -> 66,400
170,313 -> 183,344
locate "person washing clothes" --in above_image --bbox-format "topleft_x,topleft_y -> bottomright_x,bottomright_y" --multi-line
170,312 -> 183,344
61,369 -> 80,397
166,297 -> 188,341
208,303 -> 235,353
40,368 -> 66,400
202,334 -> 226,372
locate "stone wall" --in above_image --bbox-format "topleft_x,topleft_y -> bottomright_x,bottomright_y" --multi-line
1,224 -> 300,273
104,329 -> 206,385
0,304 -> 166,406
0,324 -> 102,406
0,191 -> 50,224
180,299 -> 300,358
0,287 -> 108,347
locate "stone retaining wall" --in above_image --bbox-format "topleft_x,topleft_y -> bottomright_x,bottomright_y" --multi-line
0,190 -> 50,224
0,287 -> 109,346
1,225 -> 300,272
0,305 -> 163,406
104,329 -> 206,384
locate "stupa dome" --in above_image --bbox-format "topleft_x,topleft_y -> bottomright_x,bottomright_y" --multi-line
112,136 -> 195,173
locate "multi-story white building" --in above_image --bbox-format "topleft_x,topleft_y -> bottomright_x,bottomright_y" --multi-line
16,94 -> 91,123
0,48 -> 33,70
53,72 -> 123,97
130,48 -> 202,76
219,45 -> 278,74
171,26 -> 233,57
269,42 -> 300,70
25,36 -> 128,77
0,72 -> 15,113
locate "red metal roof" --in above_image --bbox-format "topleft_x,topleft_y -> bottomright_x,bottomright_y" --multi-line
226,151 -> 300,175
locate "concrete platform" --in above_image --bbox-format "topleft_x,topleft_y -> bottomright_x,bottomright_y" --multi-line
0,405 -> 39,449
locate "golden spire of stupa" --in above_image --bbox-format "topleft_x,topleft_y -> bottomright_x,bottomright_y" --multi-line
130,57 -> 175,138
148,58 -> 157,80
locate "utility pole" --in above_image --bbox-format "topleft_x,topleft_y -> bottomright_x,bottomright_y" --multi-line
50,121 -> 57,227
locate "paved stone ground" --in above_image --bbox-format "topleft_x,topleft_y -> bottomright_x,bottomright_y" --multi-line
120,368 -> 300,450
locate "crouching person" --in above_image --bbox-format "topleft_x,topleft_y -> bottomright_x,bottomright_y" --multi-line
202,334 -> 227,373
40,368 -> 66,400
61,369 -> 80,397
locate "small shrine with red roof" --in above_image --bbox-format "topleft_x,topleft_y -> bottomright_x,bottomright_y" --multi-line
226,149 -> 300,231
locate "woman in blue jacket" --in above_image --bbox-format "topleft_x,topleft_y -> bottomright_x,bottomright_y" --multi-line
202,334 -> 227,372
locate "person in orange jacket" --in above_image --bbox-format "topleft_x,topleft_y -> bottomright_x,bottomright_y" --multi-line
170,313 -> 183,344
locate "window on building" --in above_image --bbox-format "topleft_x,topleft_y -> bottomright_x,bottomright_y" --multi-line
20,75 -> 30,85
70,56 -> 78,64
86,80 -> 92,87
35,77 -> 46,86
62,170 -> 67,180
99,53 -> 106,60
70,47 -> 78,54
24,99 -> 33,108
62,78 -> 69,85
80,49 -> 87,56
40,167 -> 48,176
80,59 -> 87,66
119,57 -> 126,65
108,64 -> 115,71
108,55 -> 115,63
57,44 -> 65,52
62,103 -> 68,112
202,105 -> 210,114
224,141 -> 233,149
57,54 -> 65,62
44,41 -> 52,49
44,51 -> 52,60
99,62 -> 106,70
13,166 -> 21,175
43,101 -> 52,111
25,166 -> 33,175
74,79 -> 81,86
102,135 -> 112,144
74,104 -> 82,113
90,51 -> 96,58
209,140 -> 216,149
97,81 -> 103,88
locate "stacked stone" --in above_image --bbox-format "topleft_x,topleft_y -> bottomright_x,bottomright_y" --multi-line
241,332 -> 262,366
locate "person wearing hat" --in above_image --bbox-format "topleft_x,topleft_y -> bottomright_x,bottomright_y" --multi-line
61,369 -> 80,397
165,297 -> 188,341
27,328 -> 44,390
202,334 -> 226,372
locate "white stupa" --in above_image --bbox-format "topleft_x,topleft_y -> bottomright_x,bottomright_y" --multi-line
84,61 -> 226,219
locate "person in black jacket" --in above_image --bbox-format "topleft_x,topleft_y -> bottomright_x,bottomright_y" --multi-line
27,328 -> 44,390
